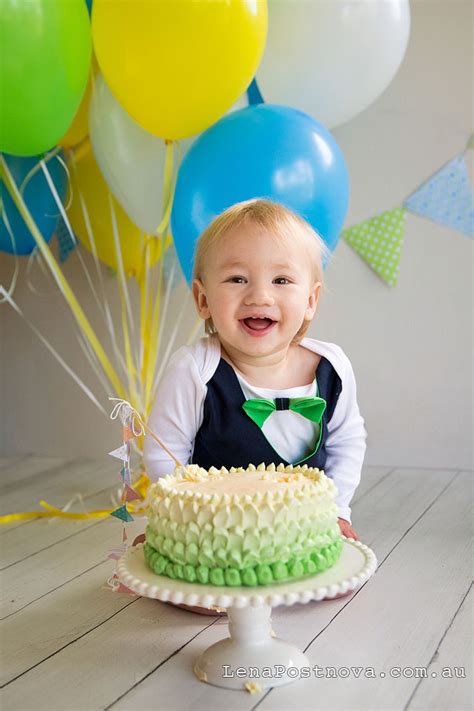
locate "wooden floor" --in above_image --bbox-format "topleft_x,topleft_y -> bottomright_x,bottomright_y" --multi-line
0,456 -> 472,711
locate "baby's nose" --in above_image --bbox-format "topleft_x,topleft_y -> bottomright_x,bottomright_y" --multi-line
244,283 -> 275,306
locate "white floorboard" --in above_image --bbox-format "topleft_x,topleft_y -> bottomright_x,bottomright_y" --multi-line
0,459 -> 471,711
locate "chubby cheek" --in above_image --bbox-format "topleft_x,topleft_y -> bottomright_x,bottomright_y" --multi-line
207,292 -> 236,327
283,294 -> 310,324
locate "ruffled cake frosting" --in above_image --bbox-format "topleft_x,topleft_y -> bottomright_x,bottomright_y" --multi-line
144,462 -> 343,587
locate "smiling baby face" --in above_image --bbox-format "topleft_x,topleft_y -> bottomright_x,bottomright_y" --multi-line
192,220 -> 321,360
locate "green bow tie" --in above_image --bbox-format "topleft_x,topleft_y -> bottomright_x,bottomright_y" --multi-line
242,396 -> 327,429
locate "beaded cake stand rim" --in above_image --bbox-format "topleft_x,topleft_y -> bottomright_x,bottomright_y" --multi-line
116,537 -> 377,609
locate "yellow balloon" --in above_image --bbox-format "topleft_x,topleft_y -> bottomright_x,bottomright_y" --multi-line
67,141 -> 162,279
92,0 -> 268,140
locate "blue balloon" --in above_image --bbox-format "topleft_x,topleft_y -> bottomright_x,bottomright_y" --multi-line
171,104 -> 349,285
0,152 -> 67,255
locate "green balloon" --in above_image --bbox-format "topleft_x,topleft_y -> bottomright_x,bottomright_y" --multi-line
0,0 -> 91,156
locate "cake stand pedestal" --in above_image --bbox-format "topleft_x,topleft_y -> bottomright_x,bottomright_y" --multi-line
116,538 -> 377,691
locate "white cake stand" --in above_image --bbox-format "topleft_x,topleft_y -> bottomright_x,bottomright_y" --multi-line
116,538 -> 377,691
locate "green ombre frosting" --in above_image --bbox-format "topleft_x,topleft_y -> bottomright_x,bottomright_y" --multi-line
144,462 -> 343,587
144,539 -> 343,587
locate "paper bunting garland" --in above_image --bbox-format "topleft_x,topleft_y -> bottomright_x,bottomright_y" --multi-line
342,134 -> 473,285
403,155 -> 473,238
342,208 -> 407,287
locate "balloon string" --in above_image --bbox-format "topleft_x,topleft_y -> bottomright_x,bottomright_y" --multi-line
41,156 -> 120,349
139,235 -> 154,401
155,140 -> 177,236
0,206 -> 20,303
0,154 -> 125,399
40,155 -> 132,401
143,238 -> 164,418
108,193 -> 141,410
25,247 -> 59,296
18,147 -> 60,195
149,239 -> 176,401
69,145 -> 129,382
143,140 -> 181,417
0,286 -> 107,414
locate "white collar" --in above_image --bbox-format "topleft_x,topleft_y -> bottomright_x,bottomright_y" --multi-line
191,334 -> 348,385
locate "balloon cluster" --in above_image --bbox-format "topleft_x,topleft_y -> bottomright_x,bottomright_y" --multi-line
1,0 -> 410,276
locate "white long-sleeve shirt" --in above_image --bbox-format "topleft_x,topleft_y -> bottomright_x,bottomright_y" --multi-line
144,334 -> 367,523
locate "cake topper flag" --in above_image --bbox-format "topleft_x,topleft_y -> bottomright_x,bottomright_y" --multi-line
120,464 -> 131,486
124,484 -> 142,502
111,504 -> 134,523
122,426 -> 134,442
108,444 -> 129,461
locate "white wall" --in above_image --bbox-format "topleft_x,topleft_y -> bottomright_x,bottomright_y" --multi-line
1,0 -> 472,469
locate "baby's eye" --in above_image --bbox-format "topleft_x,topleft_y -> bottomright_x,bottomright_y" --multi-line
227,276 -> 247,284
273,277 -> 290,285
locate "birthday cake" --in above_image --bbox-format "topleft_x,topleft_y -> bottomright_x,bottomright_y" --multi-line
143,462 -> 343,587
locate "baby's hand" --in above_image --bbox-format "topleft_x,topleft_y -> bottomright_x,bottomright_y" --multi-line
338,517 -> 360,541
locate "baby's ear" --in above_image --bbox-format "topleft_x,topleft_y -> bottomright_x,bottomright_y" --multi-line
305,281 -> 321,319
192,279 -> 211,319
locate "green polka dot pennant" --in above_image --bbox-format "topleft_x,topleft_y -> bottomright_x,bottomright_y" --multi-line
467,134 -> 474,150
342,207 -> 407,288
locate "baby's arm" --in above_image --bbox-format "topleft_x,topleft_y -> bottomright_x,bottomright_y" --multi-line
143,347 -> 206,479
324,348 -> 367,537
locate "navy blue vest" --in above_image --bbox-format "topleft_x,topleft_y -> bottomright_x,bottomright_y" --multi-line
192,356 -> 342,470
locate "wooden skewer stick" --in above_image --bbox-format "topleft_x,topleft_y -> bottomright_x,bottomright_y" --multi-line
137,418 -> 185,470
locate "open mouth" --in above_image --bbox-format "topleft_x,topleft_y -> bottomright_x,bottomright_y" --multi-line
239,317 -> 277,337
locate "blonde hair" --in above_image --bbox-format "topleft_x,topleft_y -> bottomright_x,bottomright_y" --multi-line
192,198 -> 330,344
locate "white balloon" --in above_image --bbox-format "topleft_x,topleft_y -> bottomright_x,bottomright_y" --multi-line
89,75 -> 248,234
256,0 -> 410,129
89,75 -> 185,233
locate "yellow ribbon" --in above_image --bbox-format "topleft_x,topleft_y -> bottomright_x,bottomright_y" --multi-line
0,472 -> 152,525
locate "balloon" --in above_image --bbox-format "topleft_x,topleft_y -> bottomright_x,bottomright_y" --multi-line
59,56 -> 99,149
171,104 -> 349,284
67,142 -> 159,279
59,72 -> 94,150
89,75 -> 190,234
0,153 -> 67,255
256,0 -> 410,129
92,0 -> 267,139
0,0 -> 91,156
89,75 -> 248,234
